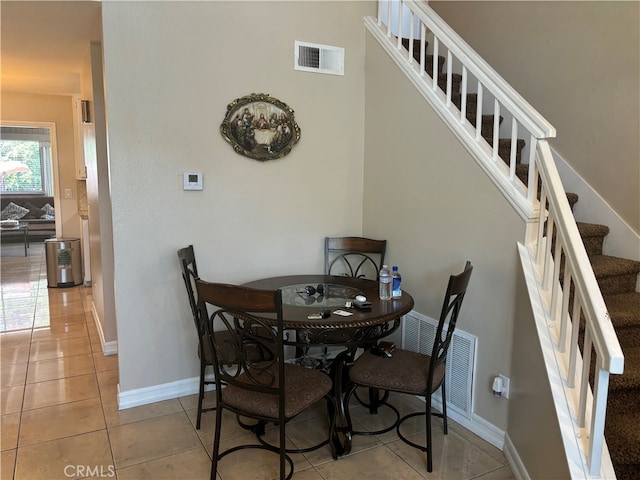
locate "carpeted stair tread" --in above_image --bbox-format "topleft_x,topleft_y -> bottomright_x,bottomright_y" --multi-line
399,38 -> 446,76
452,93 -> 478,114
469,115 -> 503,138
483,136 -> 526,154
515,164 -> 529,182
513,164 -> 580,210
590,255 -> 640,280
465,113 -> 502,125
577,222 -> 609,256
566,192 -> 579,210
605,292 -> 640,329
609,464 -> 640,480
480,137 -> 526,165
605,411 -> 640,466
438,72 -> 463,93
482,136 -> 526,150
609,346 -> 640,391
576,222 -> 610,239
607,386 -> 640,416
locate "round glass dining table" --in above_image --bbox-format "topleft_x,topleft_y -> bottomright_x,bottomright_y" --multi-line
243,274 -> 414,455
242,274 -> 414,346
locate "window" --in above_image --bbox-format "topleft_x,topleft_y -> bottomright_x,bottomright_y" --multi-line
0,126 -> 53,195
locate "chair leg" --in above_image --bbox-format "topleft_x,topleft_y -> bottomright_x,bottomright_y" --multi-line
367,387 -> 380,414
197,360 -> 206,430
211,406 -> 223,480
426,394 -> 433,472
279,418 -> 286,480
441,379 -> 448,434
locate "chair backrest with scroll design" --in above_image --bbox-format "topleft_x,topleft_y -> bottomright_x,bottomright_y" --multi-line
195,281 -> 283,394
177,245 -> 201,333
345,260 -> 473,473
195,280 -> 334,479
324,236 -> 387,280
176,244 -> 217,430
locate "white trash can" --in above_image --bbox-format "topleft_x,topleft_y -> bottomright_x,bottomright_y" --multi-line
45,238 -> 83,288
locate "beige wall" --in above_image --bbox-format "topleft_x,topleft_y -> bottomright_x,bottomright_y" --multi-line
1,92 -> 81,240
431,1 -> 640,234
509,260 -> 571,478
79,41 -> 117,346
363,33 -> 526,431
100,1 -> 375,392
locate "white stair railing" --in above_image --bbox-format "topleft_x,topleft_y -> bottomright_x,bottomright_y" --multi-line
369,0 -> 555,221
367,1 -> 624,478
522,140 -> 624,478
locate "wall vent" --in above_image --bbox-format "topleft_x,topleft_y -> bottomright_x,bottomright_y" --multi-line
402,310 -> 476,419
294,41 -> 344,76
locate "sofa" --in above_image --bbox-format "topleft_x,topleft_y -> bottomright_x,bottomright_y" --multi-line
1,195 -> 56,238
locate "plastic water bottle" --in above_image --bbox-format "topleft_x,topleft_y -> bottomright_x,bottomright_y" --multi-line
392,266 -> 402,298
379,265 -> 392,300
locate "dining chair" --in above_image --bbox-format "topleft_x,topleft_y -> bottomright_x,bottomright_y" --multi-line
345,261 -> 473,472
323,236 -> 389,405
177,245 -> 220,429
195,280 -> 336,480
325,236 -> 387,279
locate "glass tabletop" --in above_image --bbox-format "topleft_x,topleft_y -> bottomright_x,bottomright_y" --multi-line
0,221 -> 27,230
280,283 -> 364,308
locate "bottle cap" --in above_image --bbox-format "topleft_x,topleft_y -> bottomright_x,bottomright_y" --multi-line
392,266 -> 398,271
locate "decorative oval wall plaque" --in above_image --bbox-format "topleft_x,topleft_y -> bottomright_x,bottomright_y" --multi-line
220,93 -> 301,161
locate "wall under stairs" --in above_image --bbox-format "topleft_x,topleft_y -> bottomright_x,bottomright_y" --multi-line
361,32 -> 572,478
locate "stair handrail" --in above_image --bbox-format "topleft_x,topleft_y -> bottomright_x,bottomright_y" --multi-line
366,1 -> 550,220
379,0 -> 555,140
530,140 -> 624,477
535,141 -> 623,374
368,1 -> 624,478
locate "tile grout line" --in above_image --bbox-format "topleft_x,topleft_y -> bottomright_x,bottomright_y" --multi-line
3,244 -> 41,480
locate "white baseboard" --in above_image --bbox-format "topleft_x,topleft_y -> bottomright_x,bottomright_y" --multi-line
103,340 -> 118,356
422,395 -> 505,450
118,372 -> 505,450
503,433 -> 530,480
118,372 -> 524,478
426,395 -> 530,478
90,300 -> 118,356
118,375 -> 214,410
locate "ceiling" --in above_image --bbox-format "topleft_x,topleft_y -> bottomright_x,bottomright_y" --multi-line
1,1 -> 102,96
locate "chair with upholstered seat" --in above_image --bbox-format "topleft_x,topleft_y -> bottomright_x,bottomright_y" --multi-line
345,261 -> 473,472
317,236 -> 390,405
177,245 -> 222,429
195,279 -> 336,480
324,236 -> 391,404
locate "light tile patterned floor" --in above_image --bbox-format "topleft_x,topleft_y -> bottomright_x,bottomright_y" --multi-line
0,242 -> 515,479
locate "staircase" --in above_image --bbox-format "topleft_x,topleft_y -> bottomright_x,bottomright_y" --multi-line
402,36 -> 640,480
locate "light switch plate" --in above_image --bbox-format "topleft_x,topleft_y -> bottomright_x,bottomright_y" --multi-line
183,172 -> 203,191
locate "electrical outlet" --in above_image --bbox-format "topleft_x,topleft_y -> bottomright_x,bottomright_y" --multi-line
499,374 -> 510,399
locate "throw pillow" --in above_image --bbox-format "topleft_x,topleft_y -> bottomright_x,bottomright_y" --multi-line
1,202 -> 29,220
41,203 -> 55,217
23,202 -> 46,220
